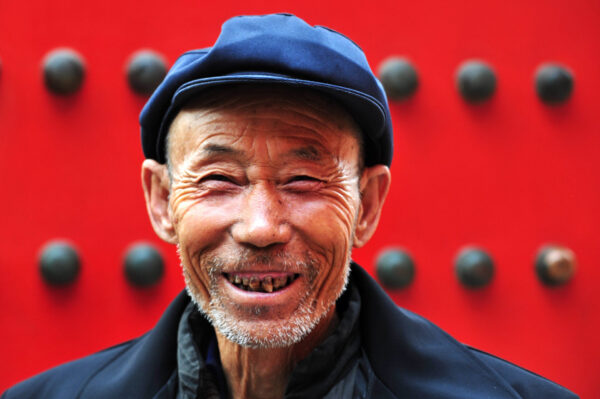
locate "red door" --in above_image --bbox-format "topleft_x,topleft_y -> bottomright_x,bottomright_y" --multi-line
1,0 -> 598,396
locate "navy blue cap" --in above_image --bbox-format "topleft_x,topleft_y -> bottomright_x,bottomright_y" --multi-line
140,13 -> 393,166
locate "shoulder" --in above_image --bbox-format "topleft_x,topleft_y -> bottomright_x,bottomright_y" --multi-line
467,347 -> 579,399
2,340 -> 138,399
2,291 -> 190,399
349,264 -> 578,399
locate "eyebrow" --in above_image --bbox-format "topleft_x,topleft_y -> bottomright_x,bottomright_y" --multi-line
196,143 -> 323,164
286,145 -> 323,162
201,144 -> 241,157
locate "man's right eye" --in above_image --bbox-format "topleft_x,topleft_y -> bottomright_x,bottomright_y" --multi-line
197,174 -> 239,187
202,174 -> 232,182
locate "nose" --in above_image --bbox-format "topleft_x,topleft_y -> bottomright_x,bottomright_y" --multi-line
231,182 -> 292,248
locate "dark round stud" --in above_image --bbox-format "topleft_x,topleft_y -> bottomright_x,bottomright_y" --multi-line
535,245 -> 576,286
456,61 -> 497,102
124,243 -> 164,287
455,247 -> 494,288
126,50 -> 167,96
43,49 -> 85,95
535,64 -> 574,104
39,241 -> 81,286
378,57 -> 419,101
376,248 -> 415,289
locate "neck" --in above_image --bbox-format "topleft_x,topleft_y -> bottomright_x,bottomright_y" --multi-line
216,307 -> 338,399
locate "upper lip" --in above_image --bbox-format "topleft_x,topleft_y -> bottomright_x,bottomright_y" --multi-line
221,266 -> 302,274
222,271 -> 299,278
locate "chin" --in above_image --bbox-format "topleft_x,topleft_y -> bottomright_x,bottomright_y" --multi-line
206,300 -> 328,348
181,248 -> 352,348
184,277 -> 345,349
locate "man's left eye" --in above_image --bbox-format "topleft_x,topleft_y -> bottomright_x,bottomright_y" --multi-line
284,176 -> 323,191
287,175 -> 320,183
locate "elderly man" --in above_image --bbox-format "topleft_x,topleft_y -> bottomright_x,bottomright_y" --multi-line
3,13 -> 577,399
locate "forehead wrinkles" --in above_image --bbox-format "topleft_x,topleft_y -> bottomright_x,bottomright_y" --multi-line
186,97 -> 353,140
171,113 -> 339,167
168,91 -> 361,168
183,85 -> 358,131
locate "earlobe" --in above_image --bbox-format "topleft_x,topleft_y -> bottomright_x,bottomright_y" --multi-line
141,160 -> 177,244
353,165 -> 391,248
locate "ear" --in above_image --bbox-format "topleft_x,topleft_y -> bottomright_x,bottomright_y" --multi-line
141,159 -> 177,244
353,165 -> 391,248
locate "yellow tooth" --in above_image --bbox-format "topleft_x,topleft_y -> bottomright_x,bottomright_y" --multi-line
262,276 -> 273,293
249,276 -> 261,291
234,275 -> 242,284
273,276 -> 287,289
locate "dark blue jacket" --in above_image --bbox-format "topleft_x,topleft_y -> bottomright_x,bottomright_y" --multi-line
2,265 -> 578,398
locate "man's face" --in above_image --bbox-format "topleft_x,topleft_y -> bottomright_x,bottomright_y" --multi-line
161,88 -> 364,347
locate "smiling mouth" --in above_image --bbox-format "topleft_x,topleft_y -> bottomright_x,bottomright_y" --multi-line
224,273 -> 300,293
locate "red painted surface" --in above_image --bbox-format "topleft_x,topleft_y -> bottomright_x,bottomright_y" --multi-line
0,0 -> 598,397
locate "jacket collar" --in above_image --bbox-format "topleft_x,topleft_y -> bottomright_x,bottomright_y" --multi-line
79,290 -> 190,398
351,263 -> 522,398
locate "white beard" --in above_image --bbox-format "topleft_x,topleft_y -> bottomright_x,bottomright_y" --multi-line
180,247 -> 350,348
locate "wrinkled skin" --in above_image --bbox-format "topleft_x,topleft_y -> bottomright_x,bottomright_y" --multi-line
142,86 -> 390,399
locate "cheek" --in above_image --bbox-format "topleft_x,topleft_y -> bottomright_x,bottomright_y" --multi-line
288,184 -> 359,289
300,183 -> 360,246
316,166 -> 361,244
295,202 -> 353,308
296,201 -> 355,250
170,182 -> 238,246
170,190 -> 238,298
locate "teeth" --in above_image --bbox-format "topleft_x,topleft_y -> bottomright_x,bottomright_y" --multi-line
273,276 -> 287,289
262,276 -> 273,293
226,273 -> 297,293
249,276 -> 261,291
